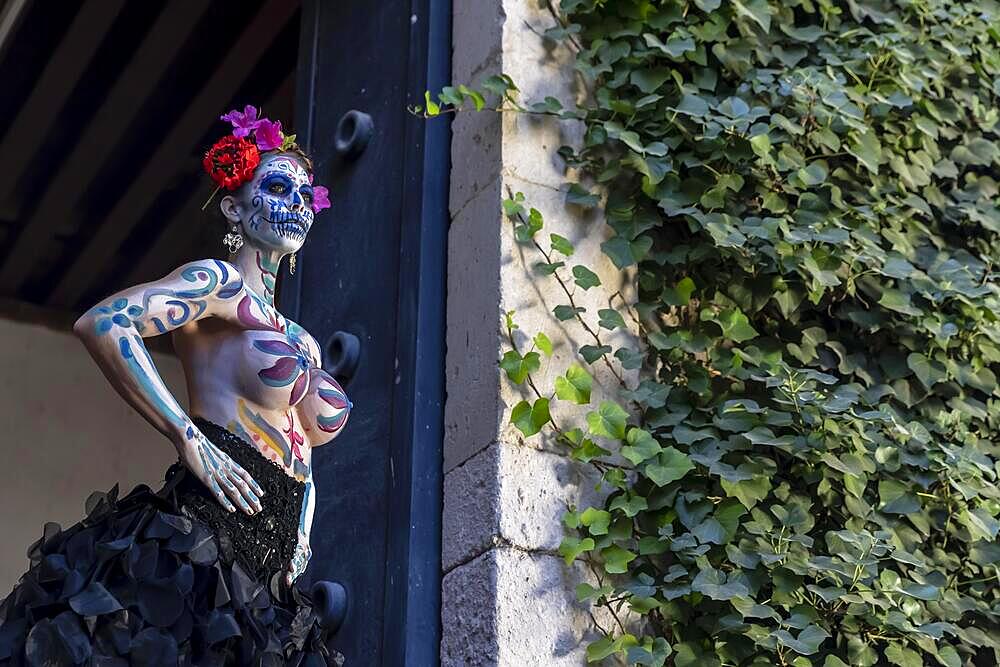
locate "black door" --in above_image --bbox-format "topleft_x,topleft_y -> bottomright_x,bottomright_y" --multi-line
282,2 -> 449,664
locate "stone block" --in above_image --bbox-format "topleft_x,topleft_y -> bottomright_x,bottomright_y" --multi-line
442,547 -> 609,667
443,440 -> 605,572
450,105 -> 502,217
453,0 -> 505,85
445,181 -> 504,472
442,549 -> 498,667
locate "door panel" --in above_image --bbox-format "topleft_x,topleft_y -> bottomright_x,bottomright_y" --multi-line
286,1 -> 448,663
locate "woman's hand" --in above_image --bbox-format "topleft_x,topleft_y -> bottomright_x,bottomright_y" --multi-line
175,427 -> 264,515
286,532 -> 311,586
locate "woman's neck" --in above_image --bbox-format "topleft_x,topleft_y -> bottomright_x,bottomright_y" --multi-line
232,244 -> 285,306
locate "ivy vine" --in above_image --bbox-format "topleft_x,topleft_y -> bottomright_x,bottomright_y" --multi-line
424,0 -> 1000,664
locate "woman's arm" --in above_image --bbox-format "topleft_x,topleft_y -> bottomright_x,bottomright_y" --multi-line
287,476 -> 316,586
73,259 -> 263,515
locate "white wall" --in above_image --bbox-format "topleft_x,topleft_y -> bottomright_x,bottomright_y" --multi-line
0,318 -> 185,591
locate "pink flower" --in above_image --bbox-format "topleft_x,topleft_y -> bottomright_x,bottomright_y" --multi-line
255,119 -> 284,151
312,185 -> 331,213
220,105 -> 261,138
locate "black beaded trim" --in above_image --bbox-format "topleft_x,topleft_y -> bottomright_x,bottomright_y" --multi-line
163,418 -> 305,581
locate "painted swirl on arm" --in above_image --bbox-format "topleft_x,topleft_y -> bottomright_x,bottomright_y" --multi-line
90,260 -> 243,337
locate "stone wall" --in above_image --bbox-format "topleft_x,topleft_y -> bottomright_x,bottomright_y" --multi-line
442,2 -> 635,664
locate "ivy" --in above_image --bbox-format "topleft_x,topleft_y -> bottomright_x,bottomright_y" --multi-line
425,0 -> 1000,663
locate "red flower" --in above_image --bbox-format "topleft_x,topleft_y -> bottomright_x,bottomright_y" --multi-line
203,135 -> 261,190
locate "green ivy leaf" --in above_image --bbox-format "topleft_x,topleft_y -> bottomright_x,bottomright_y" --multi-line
884,644 -> 922,667
499,350 -> 540,384
585,635 -> 618,662
560,536 -> 595,565
601,235 -> 652,268
533,332 -> 553,356
601,544 -> 637,574
598,308 -> 626,330
511,397 -> 550,437
502,193 -> 525,217
580,344 -> 612,363
703,308 -> 759,343
553,305 -> 585,321
572,265 -> 602,290
515,207 -> 544,243
533,261 -> 565,276
555,364 -> 592,404
551,233 -> 574,256
631,67 -> 672,94
587,401 -> 629,439
580,507 -> 611,535
848,130 -> 883,173
621,428 -> 662,465
774,625 -> 831,655
907,353 -> 947,391
675,93 -> 710,117
691,565 -> 749,600
721,475 -> 771,509
645,447 -> 695,486
423,91 -> 440,116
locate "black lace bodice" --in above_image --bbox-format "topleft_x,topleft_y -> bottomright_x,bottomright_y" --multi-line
162,418 -> 304,581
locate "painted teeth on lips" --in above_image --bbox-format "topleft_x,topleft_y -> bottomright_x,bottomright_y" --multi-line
272,221 -> 307,238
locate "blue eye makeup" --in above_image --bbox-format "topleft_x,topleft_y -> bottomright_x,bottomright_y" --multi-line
261,174 -> 293,195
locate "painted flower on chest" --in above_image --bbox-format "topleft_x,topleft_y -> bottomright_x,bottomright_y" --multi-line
253,339 -> 311,405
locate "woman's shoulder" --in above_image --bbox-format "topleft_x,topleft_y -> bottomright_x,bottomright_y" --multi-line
159,259 -> 247,303
169,258 -> 241,286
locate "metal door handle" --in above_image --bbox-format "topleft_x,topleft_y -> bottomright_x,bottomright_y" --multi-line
335,110 -> 374,159
324,330 -> 361,386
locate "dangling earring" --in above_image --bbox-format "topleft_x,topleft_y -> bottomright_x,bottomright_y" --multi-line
288,253 -> 297,275
223,226 -> 243,254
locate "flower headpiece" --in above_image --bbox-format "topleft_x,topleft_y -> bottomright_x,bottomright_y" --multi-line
202,105 -> 330,213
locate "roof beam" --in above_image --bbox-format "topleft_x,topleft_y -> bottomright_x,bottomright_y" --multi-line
121,75 -> 296,289
0,0 -> 125,206
0,0 -> 212,296
44,0 -> 298,308
0,0 -> 31,62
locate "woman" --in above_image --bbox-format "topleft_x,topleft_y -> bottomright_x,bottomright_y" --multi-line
0,106 -> 351,666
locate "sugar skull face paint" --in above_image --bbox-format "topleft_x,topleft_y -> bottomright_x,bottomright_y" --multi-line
235,153 -> 315,253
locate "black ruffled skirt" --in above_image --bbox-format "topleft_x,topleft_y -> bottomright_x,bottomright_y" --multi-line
0,422 -> 337,667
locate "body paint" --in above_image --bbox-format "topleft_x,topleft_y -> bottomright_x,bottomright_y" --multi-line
237,292 -> 285,333
236,398 -> 292,465
254,251 -> 279,303
90,262 -> 240,336
235,400 -> 310,478
119,336 -> 187,430
253,339 -> 310,405
282,411 -> 306,463
241,155 -> 315,276
315,375 -> 352,434
93,298 -> 145,335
